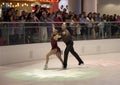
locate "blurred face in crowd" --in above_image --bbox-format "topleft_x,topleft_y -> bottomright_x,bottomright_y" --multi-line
61,23 -> 66,30
42,12 -> 47,18
57,13 -> 62,18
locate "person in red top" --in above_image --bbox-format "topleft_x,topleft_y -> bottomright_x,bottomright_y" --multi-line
44,25 -> 63,70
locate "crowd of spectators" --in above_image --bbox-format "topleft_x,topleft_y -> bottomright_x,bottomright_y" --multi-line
0,5 -> 120,45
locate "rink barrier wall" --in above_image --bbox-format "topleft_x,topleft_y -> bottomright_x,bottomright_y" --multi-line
0,39 -> 120,65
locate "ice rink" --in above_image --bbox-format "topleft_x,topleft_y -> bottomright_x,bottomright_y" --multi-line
0,52 -> 120,85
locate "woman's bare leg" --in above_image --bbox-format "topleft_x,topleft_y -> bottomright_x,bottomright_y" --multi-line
44,49 -> 57,70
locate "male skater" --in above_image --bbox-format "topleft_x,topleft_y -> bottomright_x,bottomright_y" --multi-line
44,25 -> 63,70
61,23 -> 84,69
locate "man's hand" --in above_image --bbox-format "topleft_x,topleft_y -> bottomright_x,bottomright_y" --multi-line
62,31 -> 66,35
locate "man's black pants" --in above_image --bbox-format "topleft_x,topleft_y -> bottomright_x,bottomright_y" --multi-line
63,40 -> 83,68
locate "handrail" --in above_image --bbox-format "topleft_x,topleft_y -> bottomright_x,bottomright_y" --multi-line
0,21 -> 120,46
0,21 -> 120,23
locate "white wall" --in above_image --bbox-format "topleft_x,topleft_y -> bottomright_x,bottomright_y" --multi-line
61,0 -> 120,15
97,0 -> 120,15
68,0 -> 82,14
83,0 -> 97,13
0,39 -> 120,65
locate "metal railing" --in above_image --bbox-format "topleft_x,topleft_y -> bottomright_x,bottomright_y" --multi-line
0,22 -> 120,46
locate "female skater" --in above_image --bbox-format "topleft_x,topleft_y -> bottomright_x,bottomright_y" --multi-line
44,24 -> 63,70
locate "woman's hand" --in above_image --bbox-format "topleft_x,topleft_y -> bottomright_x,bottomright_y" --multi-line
54,34 -> 61,40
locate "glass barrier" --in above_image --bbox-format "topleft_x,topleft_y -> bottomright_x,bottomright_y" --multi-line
0,22 -> 120,46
